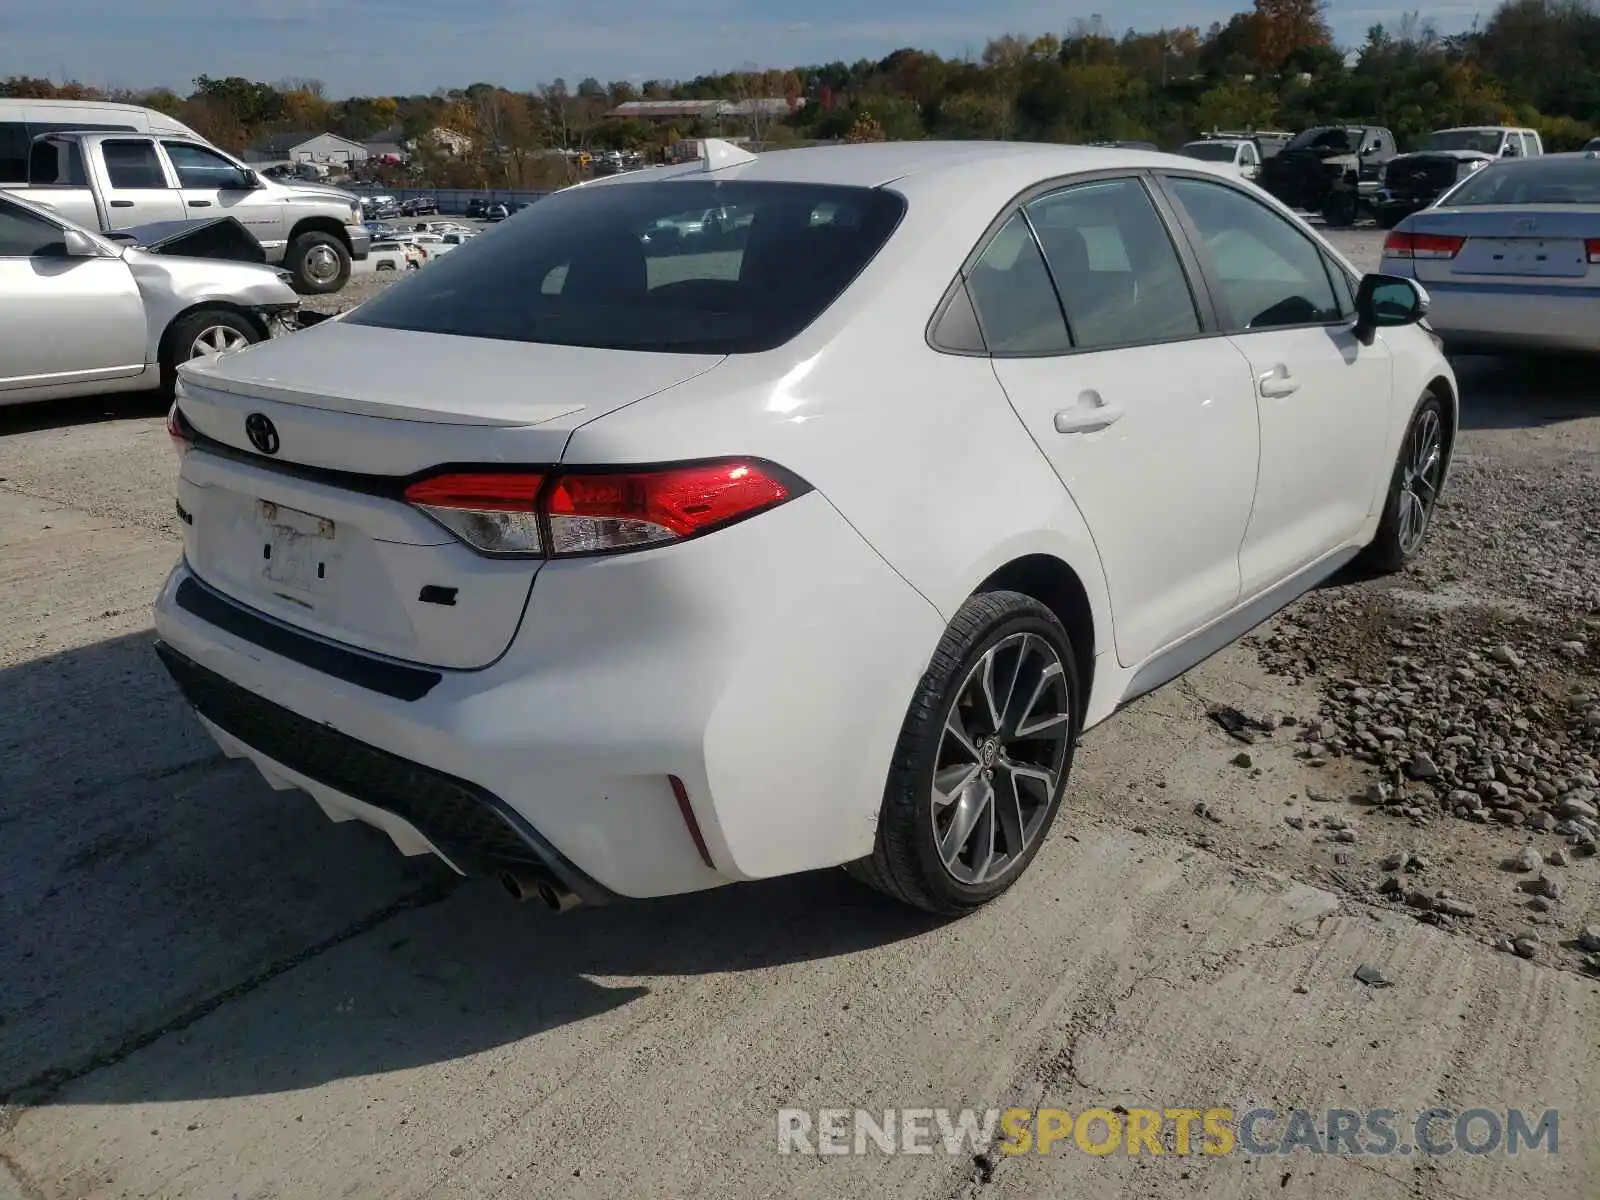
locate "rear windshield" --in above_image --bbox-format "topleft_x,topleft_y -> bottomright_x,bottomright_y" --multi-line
346,179 -> 907,354
1443,158 -> 1600,206
1181,143 -> 1240,162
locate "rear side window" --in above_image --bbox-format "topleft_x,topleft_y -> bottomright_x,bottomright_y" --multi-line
346,181 -> 905,354
101,140 -> 167,189
1025,178 -> 1199,350
964,212 -> 1071,354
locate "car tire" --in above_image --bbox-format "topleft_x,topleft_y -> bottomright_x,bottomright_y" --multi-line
159,308 -> 263,398
847,590 -> 1081,915
1356,391 -> 1448,574
285,230 -> 352,295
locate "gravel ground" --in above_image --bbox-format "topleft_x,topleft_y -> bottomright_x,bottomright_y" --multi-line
1122,228 -> 1600,976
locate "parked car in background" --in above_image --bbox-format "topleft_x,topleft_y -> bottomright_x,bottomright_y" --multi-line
466,197 -> 491,218
1382,153 -> 1600,353
0,97 -> 206,185
1206,129 -> 1293,160
7,130 -> 370,293
0,189 -> 301,405
1179,139 -> 1262,181
361,195 -> 400,221
153,139 -> 1454,917
1584,136 -> 1600,155
1421,126 -> 1543,159
368,239 -> 424,271
484,203 -> 510,221
1374,150 -> 1493,227
400,196 -> 438,216
1259,125 -> 1397,224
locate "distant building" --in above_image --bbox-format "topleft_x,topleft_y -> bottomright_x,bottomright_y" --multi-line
361,124 -> 408,162
609,100 -> 724,124
242,131 -> 368,169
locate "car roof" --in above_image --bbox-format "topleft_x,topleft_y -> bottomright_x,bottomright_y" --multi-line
581,140 -> 1232,198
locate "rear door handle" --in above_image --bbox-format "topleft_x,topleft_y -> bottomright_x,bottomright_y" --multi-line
1257,365 -> 1300,398
109,200 -> 134,208
187,199 -> 212,208
1054,390 -> 1125,435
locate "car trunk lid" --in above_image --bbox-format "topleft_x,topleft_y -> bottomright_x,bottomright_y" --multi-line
1402,206 -> 1599,286
174,324 -> 723,669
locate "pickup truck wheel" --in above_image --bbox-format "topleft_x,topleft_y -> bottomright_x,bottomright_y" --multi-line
286,231 -> 351,294
160,309 -> 262,397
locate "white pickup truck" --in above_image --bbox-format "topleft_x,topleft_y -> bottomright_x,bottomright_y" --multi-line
6,131 -> 370,294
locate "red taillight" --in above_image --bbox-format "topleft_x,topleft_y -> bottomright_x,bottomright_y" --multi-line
1587,238 -> 1600,264
166,401 -> 191,457
402,461 -> 801,558
404,472 -> 546,556
1383,231 -> 1465,260
545,461 -> 793,555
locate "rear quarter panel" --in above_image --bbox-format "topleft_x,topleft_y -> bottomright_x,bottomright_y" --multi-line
558,184 -> 1116,704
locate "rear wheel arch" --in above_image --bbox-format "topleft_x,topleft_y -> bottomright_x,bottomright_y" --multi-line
976,554 -> 1097,714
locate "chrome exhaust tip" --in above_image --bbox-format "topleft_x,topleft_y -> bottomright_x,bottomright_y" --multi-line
498,866 -> 582,912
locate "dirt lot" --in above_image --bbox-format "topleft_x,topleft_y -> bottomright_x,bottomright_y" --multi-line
1,229 -> 1598,1199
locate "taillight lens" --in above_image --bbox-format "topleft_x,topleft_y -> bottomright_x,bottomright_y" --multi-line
404,472 -> 545,555
166,401 -> 191,457
1383,231 -> 1465,260
1586,238 -> 1600,264
546,462 -> 794,555
402,460 -> 803,558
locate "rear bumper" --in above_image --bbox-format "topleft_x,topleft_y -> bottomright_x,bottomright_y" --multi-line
152,491 -> 946,899
1393,271 -> 1600,353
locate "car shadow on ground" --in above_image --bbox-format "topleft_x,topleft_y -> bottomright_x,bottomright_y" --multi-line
0,390 -> 169,437
1451,352 -> 1600,430
0,631 -> 943,1107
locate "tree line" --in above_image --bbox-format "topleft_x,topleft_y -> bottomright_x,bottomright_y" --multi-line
5,0 -> 1598,189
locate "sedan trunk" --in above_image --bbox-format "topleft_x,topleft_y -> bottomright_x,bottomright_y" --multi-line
173,322 -> 723,669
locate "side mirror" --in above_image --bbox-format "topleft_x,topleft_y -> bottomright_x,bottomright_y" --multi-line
60,228 -> 101,257
1354,273 -> 1429,345
230,169 -> 261,189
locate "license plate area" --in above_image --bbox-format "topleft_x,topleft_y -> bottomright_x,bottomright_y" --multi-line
258,500 -> 337,596
1462,238 -> 1586,277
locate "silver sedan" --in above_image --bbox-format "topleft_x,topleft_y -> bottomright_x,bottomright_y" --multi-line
1379,153 -> 1600,354
0,190 -> 302,408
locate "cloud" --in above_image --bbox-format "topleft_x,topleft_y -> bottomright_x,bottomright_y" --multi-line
0,0 -> 1487,97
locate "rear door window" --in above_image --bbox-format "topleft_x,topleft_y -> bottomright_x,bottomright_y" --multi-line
347,181 -> 906,354
101,140 -> 168,189
1024,178 -> 1200,350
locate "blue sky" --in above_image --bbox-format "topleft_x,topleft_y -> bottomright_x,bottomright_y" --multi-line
3,0 -> 1490,97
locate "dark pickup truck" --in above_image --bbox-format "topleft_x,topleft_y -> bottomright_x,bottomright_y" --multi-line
1258,125 -> 1398,225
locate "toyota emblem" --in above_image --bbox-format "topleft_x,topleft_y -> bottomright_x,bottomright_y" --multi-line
244,413 -> 280,456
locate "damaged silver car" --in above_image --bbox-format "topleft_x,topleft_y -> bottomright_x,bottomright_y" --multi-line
0,191 -> 318,408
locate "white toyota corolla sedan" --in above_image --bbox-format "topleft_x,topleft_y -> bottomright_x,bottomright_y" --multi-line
154,140 -> 1457,915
